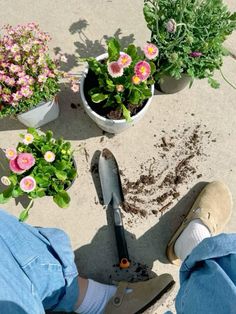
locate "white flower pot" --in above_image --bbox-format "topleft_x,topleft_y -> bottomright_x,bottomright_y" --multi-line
80,53 -> 154,134
17,98 -> 59,128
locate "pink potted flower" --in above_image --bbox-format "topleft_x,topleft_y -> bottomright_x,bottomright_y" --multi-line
80,38 -> 158,134
0,128 -> 77,221
0,23 -> 79,127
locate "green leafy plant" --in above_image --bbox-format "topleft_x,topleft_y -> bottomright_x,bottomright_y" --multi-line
84,38 -> 158,121
0,128 -> 77,221
0,23 -> 79,118
144,0 -> 236,88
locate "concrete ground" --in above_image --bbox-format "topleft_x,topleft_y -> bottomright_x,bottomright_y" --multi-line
0,1 -> 236,313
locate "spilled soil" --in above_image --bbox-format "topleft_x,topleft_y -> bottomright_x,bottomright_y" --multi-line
119,124 -> 215,224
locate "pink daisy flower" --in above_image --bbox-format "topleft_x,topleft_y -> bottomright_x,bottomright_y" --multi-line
107,61 -> 124,78
20,176 -> 36,193
118,53 -> 132,68
9,159 -> 25,174
143,43 -> 159,60
23,133 -> 34,145
44,151 -> 55,162
16,153 -> 35,170
5,148 -> 17,160
134,61 -> 151,81
132,75 -> 141,85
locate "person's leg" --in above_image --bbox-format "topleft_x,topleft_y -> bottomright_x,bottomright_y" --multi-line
74,277 -> 117,314
74,274 -> 174,314
0,209 -> 174,314
166,181 -> 236,314
167,181 -> 232,265
176,233 -> 236,314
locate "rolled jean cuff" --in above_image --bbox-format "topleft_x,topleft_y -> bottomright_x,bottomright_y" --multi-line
52,275 -> 79,312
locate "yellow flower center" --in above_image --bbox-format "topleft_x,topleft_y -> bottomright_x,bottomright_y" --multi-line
121,57 -> 128,64
133,76 -> 140,84
148,47 -> 154,54
140,66 -> 147,74
25,180 -> 31,187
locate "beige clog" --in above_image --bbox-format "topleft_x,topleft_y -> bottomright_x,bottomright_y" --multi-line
166,181 -> 233,265
104,273 -> 175,314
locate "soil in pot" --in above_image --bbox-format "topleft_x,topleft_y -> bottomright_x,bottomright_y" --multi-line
83,69 -> 148,120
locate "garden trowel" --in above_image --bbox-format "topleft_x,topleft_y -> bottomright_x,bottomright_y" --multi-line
99,148 -> 130,269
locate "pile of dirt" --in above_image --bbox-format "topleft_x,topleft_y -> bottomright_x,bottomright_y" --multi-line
120,124 -> 215,222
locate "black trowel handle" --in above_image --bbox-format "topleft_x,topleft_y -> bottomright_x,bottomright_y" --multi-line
113,207 -> 130,268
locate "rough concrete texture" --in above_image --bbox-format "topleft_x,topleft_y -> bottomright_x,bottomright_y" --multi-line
0,1 -> 236,313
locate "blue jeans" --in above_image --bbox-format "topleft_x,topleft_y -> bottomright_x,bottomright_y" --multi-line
0,209 -> 78,313
0,209 -> 235,313
175,233 -> 236,314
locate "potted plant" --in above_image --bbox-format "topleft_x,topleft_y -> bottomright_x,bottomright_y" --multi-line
0,23 -> 79,127
80,38 -> 158,133
0,128 -> 77,221
143,0 -> 236,93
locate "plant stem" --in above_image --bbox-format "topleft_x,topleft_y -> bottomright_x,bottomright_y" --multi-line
154,0 -> 160,38
26,198 -> 34,212
220,69 -> 236,89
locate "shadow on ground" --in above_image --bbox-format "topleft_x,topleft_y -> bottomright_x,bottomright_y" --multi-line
48,180 -> 207,314
74,181 -> 207,282
54,18 -> 136,73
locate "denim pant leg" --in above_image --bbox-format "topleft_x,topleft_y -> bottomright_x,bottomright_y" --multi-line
176,234 -> 236,314
0,209 -> 79,313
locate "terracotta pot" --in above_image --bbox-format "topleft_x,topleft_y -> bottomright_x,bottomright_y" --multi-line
157,74 -> 192,94
17,97 -> 59,128
80,53 -> 154,134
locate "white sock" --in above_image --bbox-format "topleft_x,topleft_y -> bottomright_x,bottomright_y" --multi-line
174,218 -> 211,261
75,279 -> 117,314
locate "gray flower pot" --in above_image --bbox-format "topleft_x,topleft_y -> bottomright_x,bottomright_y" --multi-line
17,97 -> 59,128
158,74 -> 192,94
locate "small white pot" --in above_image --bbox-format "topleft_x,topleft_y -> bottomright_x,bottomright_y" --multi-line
17,97 -> 59,128
80,53 -> 154,134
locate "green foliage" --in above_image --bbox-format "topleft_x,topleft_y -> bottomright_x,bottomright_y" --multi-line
143,0 -> 236,88
85,38 -> 155,121
53,191 -> 71,208
0,128 -> 77,219
0,77 -> 60,118
108,38 -> 120,61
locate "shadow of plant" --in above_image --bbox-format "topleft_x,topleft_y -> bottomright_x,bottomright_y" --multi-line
53,19 -> 136,73
71,19 -> 135,58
